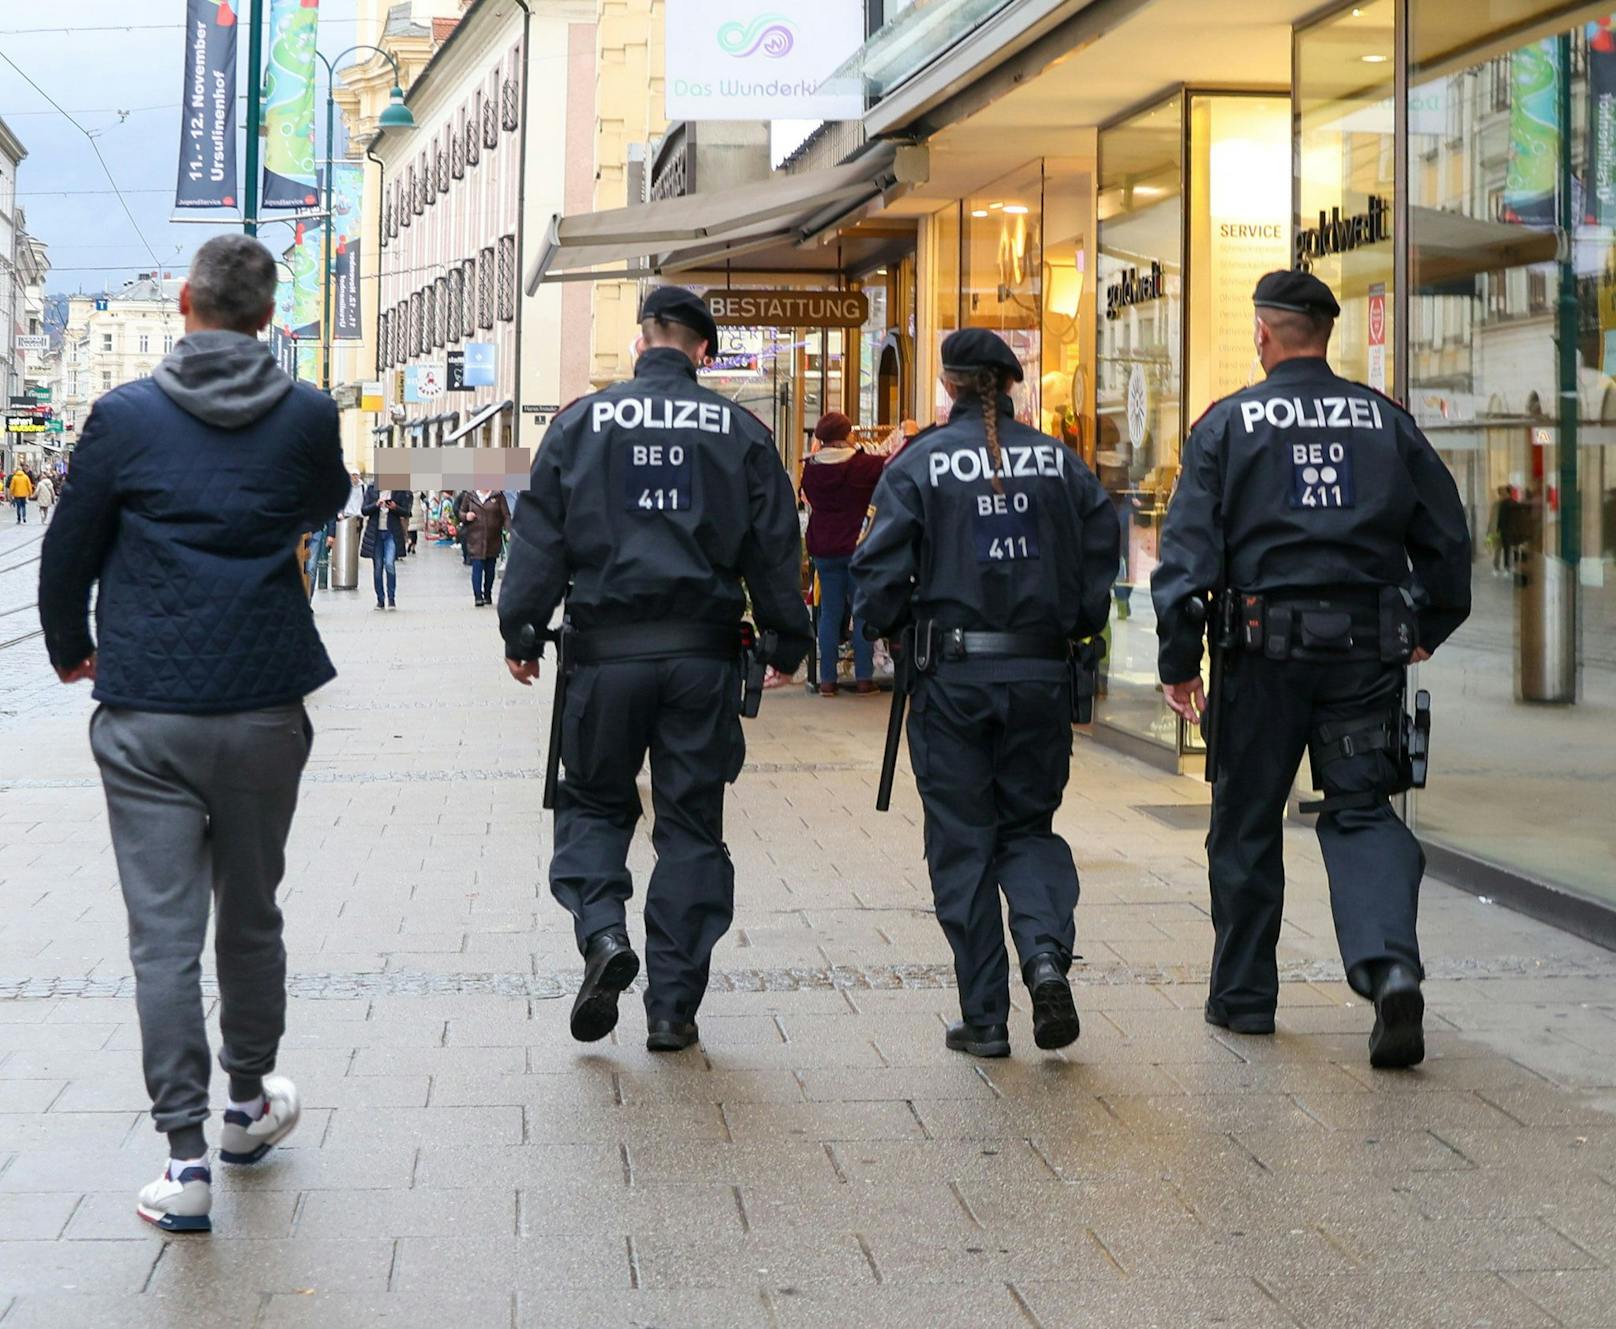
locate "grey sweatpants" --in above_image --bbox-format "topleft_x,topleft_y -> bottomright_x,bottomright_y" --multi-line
89,703 -> 313,1154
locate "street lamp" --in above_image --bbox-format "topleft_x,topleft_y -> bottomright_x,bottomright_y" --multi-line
316,46 -> 415,393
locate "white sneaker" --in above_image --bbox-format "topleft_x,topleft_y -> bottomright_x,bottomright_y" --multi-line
136,1163 -> 212,1233
218,1075 -> 301,1165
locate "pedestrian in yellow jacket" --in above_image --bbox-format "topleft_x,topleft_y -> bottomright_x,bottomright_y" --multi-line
9,468 -> 33,524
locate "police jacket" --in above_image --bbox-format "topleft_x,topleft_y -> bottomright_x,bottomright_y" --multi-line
850,393 -> 1120,664
498,347 -> 811,669
1151,356 -> 1472,684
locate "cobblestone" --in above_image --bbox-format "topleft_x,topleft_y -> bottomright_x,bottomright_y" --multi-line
1,544 -> 1614,1328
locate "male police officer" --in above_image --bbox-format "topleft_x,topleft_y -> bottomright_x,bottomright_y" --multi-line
1152,270 -> 1470,1068
853,328 -> 1119,1058
499,285 -> 810,1052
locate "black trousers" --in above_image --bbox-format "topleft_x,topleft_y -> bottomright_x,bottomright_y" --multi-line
549,657 -> 744,1022
907,672 -> 1079,1025
1207,655 -> 1424,1021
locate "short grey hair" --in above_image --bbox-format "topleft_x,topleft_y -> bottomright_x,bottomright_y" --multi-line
187,234 -> 278,332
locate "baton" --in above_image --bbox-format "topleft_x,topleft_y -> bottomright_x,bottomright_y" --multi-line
876,626 -> 912,813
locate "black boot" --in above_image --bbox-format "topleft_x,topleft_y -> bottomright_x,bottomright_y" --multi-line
944,1020 -> 1010,1058
1024,954 -> 1080,1050
646,1019 -> 700,1052
570,931 -> 639,1042
1369,963 -> 1425,1069
1204,1005 -> 1276,1036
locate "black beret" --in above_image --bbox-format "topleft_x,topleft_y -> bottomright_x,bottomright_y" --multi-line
639,284 -> 719,350
940,328 -> 1024,383
1253,269 -> 1341,318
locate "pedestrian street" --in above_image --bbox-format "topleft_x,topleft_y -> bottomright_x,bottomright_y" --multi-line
2,541 -> 1615,1328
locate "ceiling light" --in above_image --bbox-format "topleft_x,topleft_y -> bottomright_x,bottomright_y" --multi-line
1351,6 -> 1363,14
970,209 -> 989,218
1004,204 -> 1030,215
988,201 -> 1004,210
1362,53 -> 1389,63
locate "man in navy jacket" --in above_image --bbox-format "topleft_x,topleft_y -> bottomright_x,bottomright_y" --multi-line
38,234 -> 349,1233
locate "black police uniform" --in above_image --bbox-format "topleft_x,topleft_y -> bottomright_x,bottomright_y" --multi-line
499,287 -> 810,1045
852,329 -> 1120,1050
1151,271 -> 1471,1057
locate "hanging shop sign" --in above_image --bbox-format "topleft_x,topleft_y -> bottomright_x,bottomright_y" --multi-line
704,289 -> 869,328
14,335 -> 50,353
174,0 -> 239,210
1104,261 -> 1166,322
1294,196 -> 1391,270
664,0 -> 864,121
6,418 -> 46,433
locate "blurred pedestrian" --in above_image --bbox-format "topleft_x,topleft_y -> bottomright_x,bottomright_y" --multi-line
34,472 -> 55,524
455,486 -> 509,606
406,491 -> 423,555
361,485 -> 411,609
800,412 -> 883,696
37,234 -> 347,1232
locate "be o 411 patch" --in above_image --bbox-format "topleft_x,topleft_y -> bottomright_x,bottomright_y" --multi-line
973,489 -> 1040,563
1290,440 -> 1355,509
624,441 -> 691,512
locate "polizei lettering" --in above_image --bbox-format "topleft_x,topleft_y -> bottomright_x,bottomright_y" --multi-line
1238,395 -> 1383,433
592,398 -> 732,434
927,443 -> 1066,487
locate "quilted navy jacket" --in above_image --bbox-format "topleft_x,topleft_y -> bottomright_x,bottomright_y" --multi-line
39,337 -> 350,714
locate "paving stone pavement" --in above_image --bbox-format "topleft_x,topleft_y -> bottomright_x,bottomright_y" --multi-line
2,539 -> 1615,1328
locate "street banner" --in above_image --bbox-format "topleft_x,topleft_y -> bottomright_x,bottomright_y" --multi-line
175,0 -> 239,210
1503,38 -> 1561,226
288,218 -> 323,380
271,261 -> 299,379
330,161 -> 364,339
262,0 -> 320,210
1588,18 -> 1616,226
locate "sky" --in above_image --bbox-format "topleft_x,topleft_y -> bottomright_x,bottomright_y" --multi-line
0,0 -> 364,296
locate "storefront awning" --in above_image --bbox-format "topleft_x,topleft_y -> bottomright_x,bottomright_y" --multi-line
444,399 -> 512,444
525,145 -> 913,291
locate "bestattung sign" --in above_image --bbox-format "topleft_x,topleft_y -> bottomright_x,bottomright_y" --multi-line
704,289 -> 870,329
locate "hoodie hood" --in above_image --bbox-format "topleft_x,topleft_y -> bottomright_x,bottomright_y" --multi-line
152,330 -> 294,429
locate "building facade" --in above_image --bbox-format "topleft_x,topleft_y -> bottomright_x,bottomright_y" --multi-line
371,0 -> 595,460
53,276 -> 185,446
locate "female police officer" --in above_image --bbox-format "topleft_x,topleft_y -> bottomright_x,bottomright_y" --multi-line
851,329 -> 1119,1057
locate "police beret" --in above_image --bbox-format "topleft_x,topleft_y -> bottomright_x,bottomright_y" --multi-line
1253,269 -> 1341,318
940,328 -> 1024,383
639,284 -> 718,350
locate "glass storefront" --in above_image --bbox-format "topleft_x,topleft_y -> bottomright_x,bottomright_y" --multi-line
1401,2 -> 1616,905
963,163 -> 1044,424
1097,97 -> 1185,751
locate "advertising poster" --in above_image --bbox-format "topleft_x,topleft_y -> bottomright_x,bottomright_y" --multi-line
330,161 -> 364,339
1588,18 -> 1616,227
1503,38 -> 1561,226
463,342 -> 496,387
271,269 -> 299,379
262,0 -> 320,210
664,0 -> 864,121
1367,282 -> 1387,392
175,0 -> 239,209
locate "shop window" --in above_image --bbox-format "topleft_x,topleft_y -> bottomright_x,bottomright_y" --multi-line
1041,158 -> 1095,459
962,162 -> 1043,424
1405,3 -> 1616,905
1096,95 -> 1183,752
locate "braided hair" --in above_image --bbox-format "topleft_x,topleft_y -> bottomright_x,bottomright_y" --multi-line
946,366 -> 1009,494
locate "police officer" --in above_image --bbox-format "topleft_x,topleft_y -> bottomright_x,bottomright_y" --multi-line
852,328 -> 1120,1058
499,285 -> 811,1052
1151,270 -> 1471,1069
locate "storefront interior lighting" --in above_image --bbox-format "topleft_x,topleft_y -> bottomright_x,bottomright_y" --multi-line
989,201 -> 1004,210
1362,53 -> 1388,62
970,208 -> 990,217
1004,204 -> 1030,215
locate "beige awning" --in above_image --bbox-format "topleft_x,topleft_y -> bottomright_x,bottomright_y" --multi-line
524,145 -> 917,292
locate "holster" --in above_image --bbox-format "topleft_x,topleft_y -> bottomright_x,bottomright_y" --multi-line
1069,637 -> 1104,724
739,624 -> 776,719
1300,678 -> 1433,815
1378,586 -> 1419,664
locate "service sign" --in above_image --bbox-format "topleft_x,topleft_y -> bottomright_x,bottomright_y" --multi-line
14,335 -> 49,353
664,0 -> 864,121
